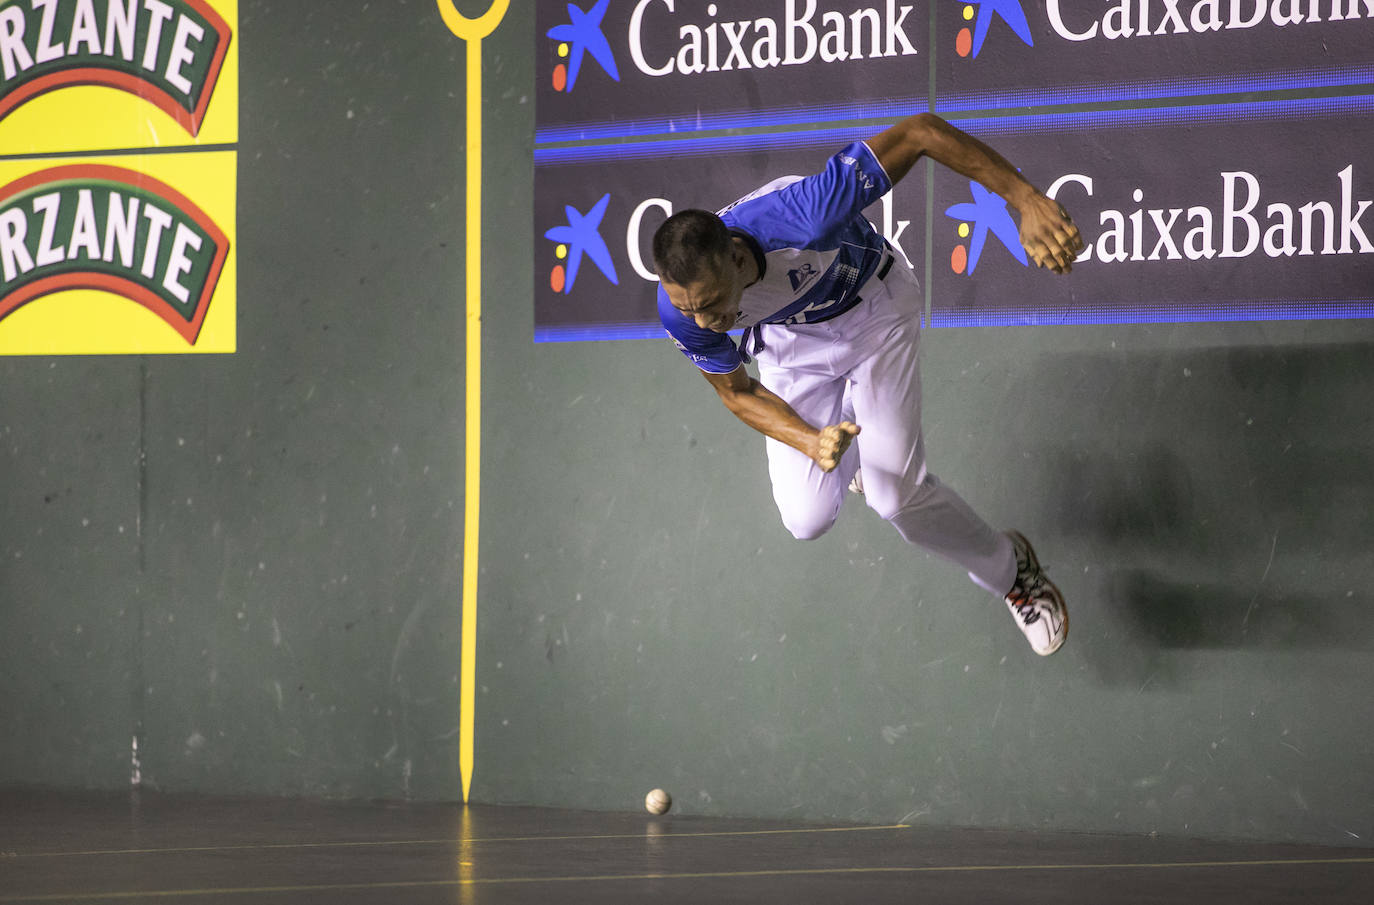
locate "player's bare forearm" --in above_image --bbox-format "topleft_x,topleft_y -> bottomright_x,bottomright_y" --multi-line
708,369 -> 821,457
868,114 -> 1084,273
869,113 -> 1033,204
700,367 -> 858,471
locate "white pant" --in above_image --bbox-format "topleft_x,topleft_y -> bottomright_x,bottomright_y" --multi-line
754,261 -> 1016,596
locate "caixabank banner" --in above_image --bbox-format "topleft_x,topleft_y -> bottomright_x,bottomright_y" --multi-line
0,0 -> 236,354
535,0 -> 934,342
929,113 -> 1374,325
936,0 -> 1373,108
534,144 -> 925,342
535,0 -> 1373,341
537,0 -> 929,129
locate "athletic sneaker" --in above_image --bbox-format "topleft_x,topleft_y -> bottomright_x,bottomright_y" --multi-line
1003,531 -> 1068,656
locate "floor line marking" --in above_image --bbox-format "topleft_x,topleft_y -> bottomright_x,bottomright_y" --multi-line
5,823 -> 914,858
3,858 -> 1373,902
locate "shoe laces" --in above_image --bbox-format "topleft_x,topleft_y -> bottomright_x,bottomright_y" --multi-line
1007,577 -> 1046,626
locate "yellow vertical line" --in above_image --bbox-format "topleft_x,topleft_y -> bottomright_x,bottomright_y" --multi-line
437,0 -> 510,805
459,33 -> 482,805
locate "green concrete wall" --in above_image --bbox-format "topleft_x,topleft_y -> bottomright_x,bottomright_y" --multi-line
472,7 -> 1374,847
2,2 -> 471,799
2,1 -> 1371,850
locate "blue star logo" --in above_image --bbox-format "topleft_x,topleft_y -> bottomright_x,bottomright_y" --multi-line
546,0 -> 620,91
544,193 -> 619,293
964,0 -> 1034,57
944,181 -> 1027,275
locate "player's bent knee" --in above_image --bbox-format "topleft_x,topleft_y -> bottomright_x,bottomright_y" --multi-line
784,517 -> 836,541
777,505 -> 839,541
772,482 -> 843,540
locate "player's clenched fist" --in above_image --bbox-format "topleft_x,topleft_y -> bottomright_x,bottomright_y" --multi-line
814,422 -> 861,472
1019,194 -> 1084,275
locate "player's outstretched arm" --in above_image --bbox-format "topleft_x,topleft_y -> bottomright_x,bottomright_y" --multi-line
867,113 -> 1084,274
700,367 -> 858,472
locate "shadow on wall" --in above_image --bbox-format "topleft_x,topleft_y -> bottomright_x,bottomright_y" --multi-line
1028,340 -> 1374,686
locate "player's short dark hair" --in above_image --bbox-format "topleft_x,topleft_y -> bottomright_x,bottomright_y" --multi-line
652,209 -> 731,285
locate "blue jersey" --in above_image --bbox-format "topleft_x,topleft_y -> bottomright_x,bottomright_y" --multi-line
658,141 -> 894,374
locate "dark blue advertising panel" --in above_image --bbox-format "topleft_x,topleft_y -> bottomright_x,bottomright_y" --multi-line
929,110 -> 1374,325
534,144 -> 926,342
534,1 -> 1374,340
536,0 -> 931,135
936,0 -> 1374,111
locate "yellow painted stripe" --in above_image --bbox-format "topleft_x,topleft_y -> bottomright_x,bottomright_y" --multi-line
3,857 -> 1371,902
8,824 -> 913,859
458,20 -> 480,810
435,0 -> 510,804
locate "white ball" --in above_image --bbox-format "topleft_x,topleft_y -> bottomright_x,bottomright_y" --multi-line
644,788 -> 672,815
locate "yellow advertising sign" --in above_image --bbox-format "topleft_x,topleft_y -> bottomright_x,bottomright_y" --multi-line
0,0 -> 238,154
0,149 -> 235,353
0,0 -> 236,355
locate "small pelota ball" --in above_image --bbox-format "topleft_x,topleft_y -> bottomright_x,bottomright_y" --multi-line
644,788 -> 672,815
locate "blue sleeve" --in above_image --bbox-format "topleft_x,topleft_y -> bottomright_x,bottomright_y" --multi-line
657,284 -> 742,374
724,141 -> 893,250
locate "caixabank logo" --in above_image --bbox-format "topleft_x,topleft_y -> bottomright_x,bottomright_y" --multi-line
540,187 -> 917,290
931,116 -> 1374,327
1041,0 -> 1374,45
949,0 -> 1374,61
942,165 -> 1373,278
944,179 -> 1026,273
1044,164 -> 1373,266
545,0 -> 619,92
535,186 -> 666,341
543,192 -> 621,294
534,171 -> 920,340
950,0 -> 1032,58
539,1 -> 924,121
0,0 -> 232,136
0,160 -> 232,350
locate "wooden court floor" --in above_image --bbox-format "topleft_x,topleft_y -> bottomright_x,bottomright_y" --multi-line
1,788 -> 1371,903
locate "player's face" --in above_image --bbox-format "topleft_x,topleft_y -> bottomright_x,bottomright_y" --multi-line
663,252 -> 746,333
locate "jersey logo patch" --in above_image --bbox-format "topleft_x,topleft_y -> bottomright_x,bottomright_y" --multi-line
788,262 -> 820,292
838,154 -> 876,191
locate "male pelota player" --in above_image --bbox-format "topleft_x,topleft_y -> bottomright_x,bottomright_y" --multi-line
653,113 -> 1083,656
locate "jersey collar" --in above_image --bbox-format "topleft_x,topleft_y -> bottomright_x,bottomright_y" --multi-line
729,229 -> 767,285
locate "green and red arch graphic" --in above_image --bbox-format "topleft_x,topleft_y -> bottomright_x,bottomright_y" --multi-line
0,163 -> 229,344
0,0 -> 232,136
